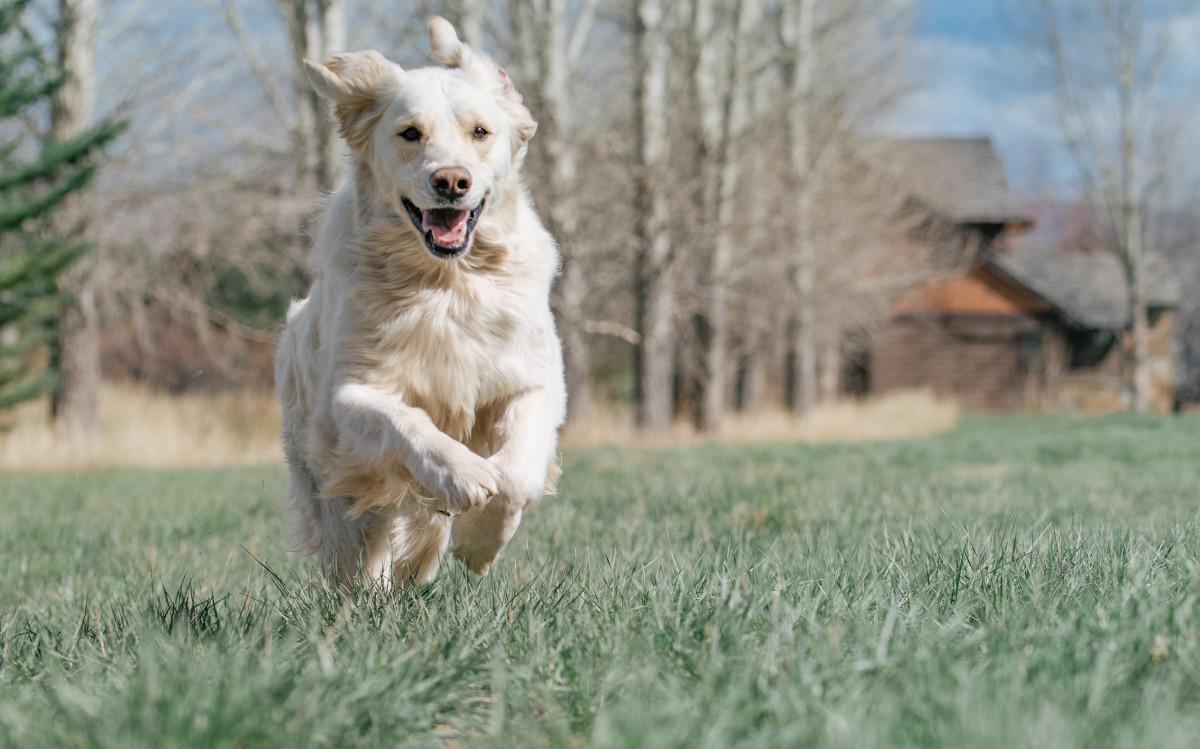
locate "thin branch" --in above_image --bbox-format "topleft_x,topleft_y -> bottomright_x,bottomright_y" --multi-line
566,0 -> 600,68
207,0 -> 297,131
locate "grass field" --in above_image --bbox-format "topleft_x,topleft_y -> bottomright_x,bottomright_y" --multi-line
3,413 -> 1200,747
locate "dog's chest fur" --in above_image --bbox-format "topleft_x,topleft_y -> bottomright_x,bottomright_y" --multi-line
349,265 -> 536,441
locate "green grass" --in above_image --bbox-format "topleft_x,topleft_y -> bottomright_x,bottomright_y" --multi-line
4,413 -> 1200,747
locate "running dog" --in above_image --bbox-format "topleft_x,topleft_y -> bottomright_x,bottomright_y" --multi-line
275,18 -> 565,586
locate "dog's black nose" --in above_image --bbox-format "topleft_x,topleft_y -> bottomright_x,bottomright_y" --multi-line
431,167 -> 472,199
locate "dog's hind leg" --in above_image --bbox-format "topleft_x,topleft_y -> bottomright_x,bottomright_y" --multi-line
390,493 -> 452,584
287,460 -> 395,588
315,500 -> 395,588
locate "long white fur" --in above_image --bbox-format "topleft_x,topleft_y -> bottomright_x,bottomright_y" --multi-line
276,18 -> 565,587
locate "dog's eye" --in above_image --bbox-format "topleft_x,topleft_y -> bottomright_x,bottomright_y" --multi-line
398,127 -> 422,142
473,126 -> 489,140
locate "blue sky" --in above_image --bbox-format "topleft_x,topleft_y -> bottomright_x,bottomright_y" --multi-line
918,0 -> 1008,44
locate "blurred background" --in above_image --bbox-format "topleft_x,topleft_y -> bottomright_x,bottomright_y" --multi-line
2,0 -> 1198,469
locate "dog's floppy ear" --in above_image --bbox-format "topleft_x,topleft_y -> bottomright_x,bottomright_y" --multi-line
428,17 -> 470,69
427,17 -> 515,98
428,17 -> 537,144
305,51 -> 401,150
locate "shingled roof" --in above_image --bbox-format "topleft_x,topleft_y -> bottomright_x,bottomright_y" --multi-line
879,137 -> 1029,225
987,245 -> 1181,329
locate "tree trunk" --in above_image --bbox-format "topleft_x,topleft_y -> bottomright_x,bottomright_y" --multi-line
1124,191 -> 1151,413
694,0 -> 759,432
315,0 -> 346,189
507,0 -> 597,423
634,0 -> 674,431
791,258 -> 817,415
54,275 -> 101,434
1119,37 -> 1150,413
283,0 -> 346,194
558,259 -> 592,422
283,0 -> 316,195
737,349 -> 765,413
541,0 -> 592,422
51,0 -> 100,435
819,337 -> 840,404
785,0 -> 817,417
1128,256 -> 1151,412
692,0 -> 722,430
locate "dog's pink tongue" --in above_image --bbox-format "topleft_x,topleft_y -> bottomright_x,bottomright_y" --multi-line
422,208 -> 470,246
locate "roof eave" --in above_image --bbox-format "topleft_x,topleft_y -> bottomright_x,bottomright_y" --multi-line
980,253 -> 1092,329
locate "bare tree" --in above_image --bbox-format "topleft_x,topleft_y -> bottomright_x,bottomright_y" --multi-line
282,0 -> 347,194
633,0 -> 675,430
217,0 -> 347,195
777,0 -> 913,415
689,0 -> 763,430
781,0 -> 818,416
62,0 -> 345,394
1012,0 -> 1196,412
507,0 -> 600,423
51,0 -> 101,434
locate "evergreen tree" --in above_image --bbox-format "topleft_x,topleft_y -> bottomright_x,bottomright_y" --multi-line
0,0 -> 122,412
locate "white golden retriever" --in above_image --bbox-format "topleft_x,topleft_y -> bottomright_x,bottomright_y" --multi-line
275,18 -> 565,587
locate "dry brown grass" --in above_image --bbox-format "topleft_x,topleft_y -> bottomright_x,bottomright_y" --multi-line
0,385 -> 283,472
0,386 -> 957,472
559,389 -> 959,449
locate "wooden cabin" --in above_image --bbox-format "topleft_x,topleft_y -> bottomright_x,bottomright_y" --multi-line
866,138 -> 1180,413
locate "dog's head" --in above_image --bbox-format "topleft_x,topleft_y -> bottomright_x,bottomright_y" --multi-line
305,18 -> 537,260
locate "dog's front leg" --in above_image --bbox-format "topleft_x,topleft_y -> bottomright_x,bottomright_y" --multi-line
329,382 -> 500,513
452,385 -> 563,574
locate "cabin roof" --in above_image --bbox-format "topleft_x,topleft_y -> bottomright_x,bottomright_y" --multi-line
987,245 -> 1181,329
880,137 -> 1029,225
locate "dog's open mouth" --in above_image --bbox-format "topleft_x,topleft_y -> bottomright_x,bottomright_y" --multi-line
402,198 -> 484,259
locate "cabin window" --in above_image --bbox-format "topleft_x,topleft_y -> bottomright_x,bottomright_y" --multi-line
1018,331 -> 1044,375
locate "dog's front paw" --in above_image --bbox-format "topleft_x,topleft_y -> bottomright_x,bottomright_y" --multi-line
451,497 -> 524,575
419,444 -> 500,514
